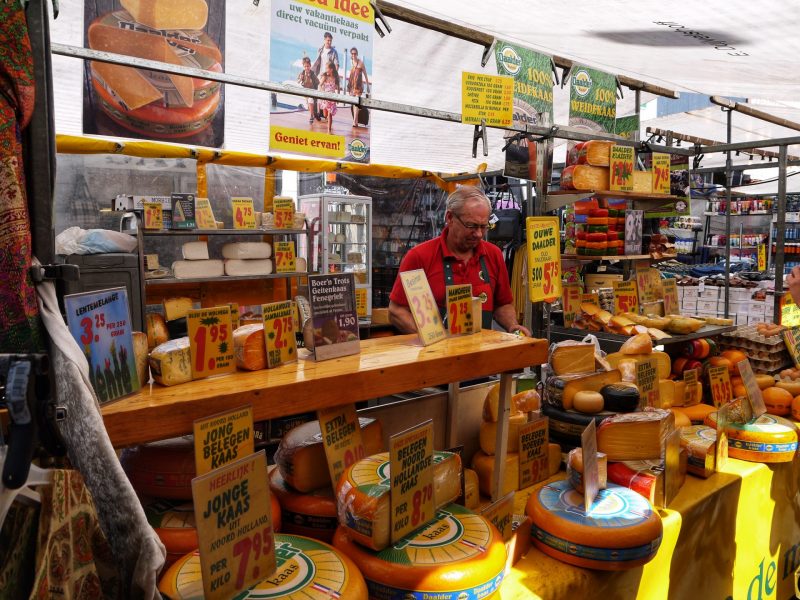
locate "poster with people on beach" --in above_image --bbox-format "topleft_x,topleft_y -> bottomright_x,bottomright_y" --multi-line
269,0 -> 374,163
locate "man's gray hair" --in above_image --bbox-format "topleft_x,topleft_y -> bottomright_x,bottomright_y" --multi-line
446,185 -> 491,215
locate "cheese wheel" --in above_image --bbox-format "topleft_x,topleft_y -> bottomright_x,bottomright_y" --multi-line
336,451 -> 462,551
471,450 -> 519,497
233,324 -> 267,371
464,468 -> 480,510
121,435 -> 195,499
526,479 -> 662,570
143,498 -> 198,568
704,412 -> 798,463
573,390 -> 604,414
333,504 -> 506,599
158,534 -> 368,599
269,468 -> 337,543
542,403 -> 613,448
172,259 -> 225,279
163,297 -> 194,322
149,337 -> 192,387
275,418 -> 383,492
145,313 -> 168,350
566,448 -> 608,493
479,412 -> 528,454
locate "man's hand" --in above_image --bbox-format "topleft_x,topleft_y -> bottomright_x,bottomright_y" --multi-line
493,303 -> 531,337
388,301 -> 419,334
787,266 -> 800,306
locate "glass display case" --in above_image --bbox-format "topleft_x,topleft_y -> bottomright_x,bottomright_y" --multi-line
299,193 -> 372,315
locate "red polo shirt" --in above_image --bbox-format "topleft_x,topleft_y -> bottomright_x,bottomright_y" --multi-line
389,227 -> 514,311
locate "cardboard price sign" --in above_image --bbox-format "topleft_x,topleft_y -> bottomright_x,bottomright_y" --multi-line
355,287 -> 368,318
317,404 -> 365,490
274,241 -> 296,273
736,359 -> 767,418
390,420 -> 434,544
581,420 -> 599,513
143,201 -> 163,230
612,280 -> 639,314
636,357 -> 660,408
446,284 -> 474,336
480,491 -> 515,542
188,306 -> 236,379
400,269 -> 446,346
683,368 -> 700,405
307,273 -> 361,361
525,217 -> 562,303
193,406 -> 254,476
661,278 -> 679,316
635,267 -> 662,305
708,365 -> 733,407
262,301 -> 297,368
518,417 -> 549,488
562,284 -> 582,328
581,292 -> 600,308
461,71 -> 513,127
782,293 -> 800,327
273,196 -> 295,230
195,198 -> 217,229
192,451 -> 275,599
231,197 -> 257,229
757,244 -> 767,272
652,152 -> 671,194
783,327 -> 800,369
609,145 -> 635,192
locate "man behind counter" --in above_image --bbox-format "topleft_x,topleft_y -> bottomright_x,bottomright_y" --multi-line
388,185 -> 531,336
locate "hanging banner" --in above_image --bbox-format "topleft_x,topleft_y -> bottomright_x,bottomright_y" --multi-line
269,0 -> 374,163
614,114 -> 640,142
568,65 -> 617,138
461,72 -> 513,127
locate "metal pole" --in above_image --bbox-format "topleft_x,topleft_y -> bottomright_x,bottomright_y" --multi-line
774,145 -> 788,322
724,109 -> 732,318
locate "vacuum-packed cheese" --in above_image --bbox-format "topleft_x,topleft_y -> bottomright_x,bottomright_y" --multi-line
172,259 -> 224,279
224,258 -> 273,277
221,242 -> 272,260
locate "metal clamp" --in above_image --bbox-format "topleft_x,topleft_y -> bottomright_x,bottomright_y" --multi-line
371,2 -> 392,37
472,120 -> 488,158
481,41 -> 496,67
29,263 -> 80,283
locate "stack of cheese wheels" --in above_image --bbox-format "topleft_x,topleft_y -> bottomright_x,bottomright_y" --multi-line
704,411 -> 798,462
222,242 -> 274,277
335,451 -> 462,551
269,468 -> 337,543
158,534 -> 368,599
526,479 -> 662,570
334,503 -> 506,599
143,499 -> 198,569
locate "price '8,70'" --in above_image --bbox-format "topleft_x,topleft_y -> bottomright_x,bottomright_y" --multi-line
193,323 -> 229,372
411,483 -> 433,528
232,526 -> 273,590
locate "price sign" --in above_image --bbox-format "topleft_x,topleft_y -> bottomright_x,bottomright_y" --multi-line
636,356 -> 660,408
273,196 -> 295,230
609,144 -> 635,192
390,420 -> 434,543
143,201 -> 163,230
262,301 -> 297,368
480,492 -> 515,542
581,292 -> 600,308
708,365 -> 733,407
782,293 -> 800,327
400,269 -> 446,346
307,273 -> 361,361
232,197 -> 257,229
783,327 -> 800,368
757,244 -> 767,272
662,278 -> 679,316
195,198 -> 218,229
446,284 -> 473,336
652,152 -> 671,194
562,284 -> 582,328
317,404 -> 365,490
145,254 -> 160,270
518,416 -> 549,488
192,451 -> 275,599
461,71 -> 513,127
581,420 -> 599,513
274,241 -> 296,273
736,359 -> 767,418
355,287 -> 368,318
525,217 -> 561,303
612,280 -> 639,314
188,306 -> 236,379
193,406 -> 254,476
684,368 -> 700,405
636,266 -> 662,305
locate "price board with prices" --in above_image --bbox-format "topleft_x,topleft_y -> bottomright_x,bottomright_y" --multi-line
518,416 -> 549,488
390,420 -> 434,544
636,266 -> 662,305
783,327 -> 800,368
461,71 -> 513,127
274,241 -> 296,273
262,301 -> 297,368
562,284 -> 582,328
192,451 -> 276,599
188,305 -> 236,379
612,280 -> 639,314
661,278 -> 679,315
652,152 -> 671,194
308,273 -> 361,360
193,406 -> 254,476
231,197 -> 257,229
525,217 -> 561,303
609,145 -> 635,192
143,201 -> 163,230
318,403 -> 365,491
273,196 -> 295,230
707,365 -> 733,407
446,283 -> 474,336
355,287 -> 368,318
400,269 -> 446,346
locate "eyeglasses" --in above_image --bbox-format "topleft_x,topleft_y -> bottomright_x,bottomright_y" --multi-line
454,213 -> 493,232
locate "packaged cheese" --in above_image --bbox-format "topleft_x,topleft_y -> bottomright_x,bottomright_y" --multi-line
221,242 -> 272,260
148,337 -> 192,387
223,258 -> 273,277
233,324 -> 266,371
550,342 -> 596,376
560,164 -> 610,191
181,241 -> 208,260
171,259 -> 224,279
597,409 -> 675,461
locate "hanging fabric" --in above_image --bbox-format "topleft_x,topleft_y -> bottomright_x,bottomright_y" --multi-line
0,503 -> 38,599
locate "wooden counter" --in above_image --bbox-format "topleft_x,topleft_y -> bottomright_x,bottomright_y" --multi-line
102,330 -> 548,448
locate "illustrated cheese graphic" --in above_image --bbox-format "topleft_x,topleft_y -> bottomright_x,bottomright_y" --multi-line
479,412 -> 528,454
525,479 -> 662,570
335,451 -> 462,551
221,242 -> 273,260
121,435 -> 195,499
269,468 -> 338,543
275,418 -> 383,492
148,337 -> 192,386
181,241 -> 208,260
172,259 -> 224,279
471,450 -> 519,497
162,297 -> 194,322
597,409 -> 674,461
550,343 -> 596,375
91,62 -> 162,111
464,468 -> 480,510
233,323 -> 267,371
146,313 -> 168,350
132,331 -> 149,387
333,504 -> 506,600
158,534 -> 369,600
120,0 -> 209,30
224,258 -> 274,277
680,425 -> 716,478
704,411 -> 798,463
566,448 -> 608,494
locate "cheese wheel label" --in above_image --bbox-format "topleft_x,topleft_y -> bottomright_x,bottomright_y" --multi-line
531,526 -> 659,563
704,411 -> 798,461
536,480 -> 653,529
145,499 -> 196,529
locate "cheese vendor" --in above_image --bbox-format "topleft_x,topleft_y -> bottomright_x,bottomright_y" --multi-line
388,185 -> 531,335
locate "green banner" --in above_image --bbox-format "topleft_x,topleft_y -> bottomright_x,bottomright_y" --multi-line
568,66 -> 617,133
615,114 -> 640,141
495,41 -> 553,126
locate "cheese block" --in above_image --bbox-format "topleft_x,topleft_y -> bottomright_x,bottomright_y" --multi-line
120,0 -> 209,30
560,164 -> 610,191
606,351 -> 671,379
471,450 -> 519,497
333,504 -> 506,600
680,425 -> 716,478
224,258 -> 273,277
172,259 -> 224,279
132,331 -> 149,387
576,140 -> 614,166
121,435 -> 195,499
181,241 -> 209,260
221,242 -> 273,260
525,479 -> 662,570
163,297 -> 194,322
233,323 -> 267,371
145,313 -> 168,350
464,468 -> 480,510
566,448 -> 608,494
657,379 -> 686,409
548,442 -> 562,477
597,409 -> 675,461
541,403 -> 610,449
550,343 -> 596,375
704,412 -> 798,463
479,412 -> 528,454
336,451 -> 462,551
143,498 -> 198,568
269,468 -> 337,543
275,418 -> 383,492
149,337 -> 192,386
158,534 -> 368,600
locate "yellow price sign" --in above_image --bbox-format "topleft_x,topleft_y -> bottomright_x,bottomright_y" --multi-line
581,292 -> 600,308
662,278 -> 679,316
188,306 -> 236,380
317,403 -> 365,491
262,301 -> 297,368
757,244 -> 767,271
783,327 -> 800,368
636,267 -> 662,305
446,284 -> 473,336
518,416 -> 549,488
480,491 -> 515,542
195,198 -> 218,229
461,71 -> 513,127
525,217 -> 561,303
273,197 -> 295,230
652,152 -> 671,194
636,356 -> 660,408
782,293 -> 800,327
231,197 -> 257,229
683,368 -> 700,405
707,365 -> 733,408
390,420 -> 434,543
274,241 -> 296,273
609,145 -> 635,192
143,201 -> 163,230
562,284 -> 582,328
612,280 -> 639,314
400,269 -> 446,346
355,287 -> 368,318
193,405 -> 254,476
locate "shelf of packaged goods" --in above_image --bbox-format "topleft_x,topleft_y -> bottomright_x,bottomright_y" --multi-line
100,330 -> 548,447
702,212 -> 770,217
701,245 -> 760,251
543,190 -> 682,212
141,228 -> 306,236
144,273 -> 307,286
561,254 -> 670,262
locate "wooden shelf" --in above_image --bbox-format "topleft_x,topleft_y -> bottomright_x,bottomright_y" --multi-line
101,330 -> 548,447
543,190 -> 683,212
145,273 -> 307,286
141,228 -> 306,236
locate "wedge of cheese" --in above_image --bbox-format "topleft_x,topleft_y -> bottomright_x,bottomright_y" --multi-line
120,0 -> 209,30
221,242 -> 272,260
162,297 -> 193,322
172,259 -> 224,279
472,450 -> 519,497
90,62 -> 162,111
148,337 -> 191,387
597,409 -> 675,461
233,324 -> 266,371
224,258 -> 273,277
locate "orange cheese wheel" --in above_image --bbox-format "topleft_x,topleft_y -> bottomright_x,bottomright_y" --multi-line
704,411 -> 798,462
121,436 -> 195,500
268,467 -> 337,543
233,324 -> 267,371
143,499 -> 197,568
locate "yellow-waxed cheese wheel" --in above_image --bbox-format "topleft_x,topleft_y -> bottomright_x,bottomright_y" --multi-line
158,534 -> 368,599
479,412 -> 528,454
464,468 -> 480,510
573,390 -> 604,414
333,504 -> 506,599
336,451 -> 462,551
704,411 -> 798,463
471,450 -> 519,497
526,479 -> 662,571
269,468 -> 337,543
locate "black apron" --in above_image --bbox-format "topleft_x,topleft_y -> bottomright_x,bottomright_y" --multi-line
442,255 -> 494,329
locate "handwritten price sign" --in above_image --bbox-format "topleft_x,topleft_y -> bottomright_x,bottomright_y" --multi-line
188,306 -> 236,379
195,198 -> 217,229
609,145 -> 635,192
736,359 -> 767,418
652,152 -> 671,194
519,417 -> 549,488
636,266 -> 662,305
757,244 -> 767,272
231,197 -> 256,229
400,269 -> 445,346
525,217 -> 561,303
612,280 -> 639,314
390,420 -> 434,543
662,278 -> 679,316
446,284 -> 473,336
274,241 -> 296,273
143,201 -> 163,230
708,365 -> 733,407
480,492 -> 515,542
262,301 -> 297,368
562,284 -> 582,328
317,404 -> 365,491
273,197 -> 295,230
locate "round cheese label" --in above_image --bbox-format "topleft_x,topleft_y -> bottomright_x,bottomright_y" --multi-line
144,499 -> 196,530
345,451 -> 454,493
536,480 -> 653,529
706,412 -> 798,444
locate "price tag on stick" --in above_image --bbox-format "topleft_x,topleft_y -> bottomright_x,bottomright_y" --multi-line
518,416 -> 549,488
581,420 -> 599,514
274,241 -> 296,273
661,278 -> 679,316
195,198 -> 218,229
636,356 -> 660,408
390,420 -> 434,544
707,365 -> 733,408
562,284 -> 582,328
193,405 -> 254,476
446,284 -> 473,336
317,404 -> 365,489
188,306 -> 236,380
683,368 -> 700,405
480,491 -> 515,542
143,201 -> 163,230
232,197 -> 257,229
736,359 -> 767,418
525,217 -> 561,303
262,301 -> 297,368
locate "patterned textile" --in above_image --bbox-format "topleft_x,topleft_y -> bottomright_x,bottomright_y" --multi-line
30,470 -> 120,599
0,502 -> 39,599
0,0 -> 44,352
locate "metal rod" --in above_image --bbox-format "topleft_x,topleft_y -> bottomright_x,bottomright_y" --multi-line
692,160 -> 800,174
724,109 -> 732,318
774,145 -> 789,322
711,96 -> 800,133
646,127 -> 800,160
697,135 -> 800,155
